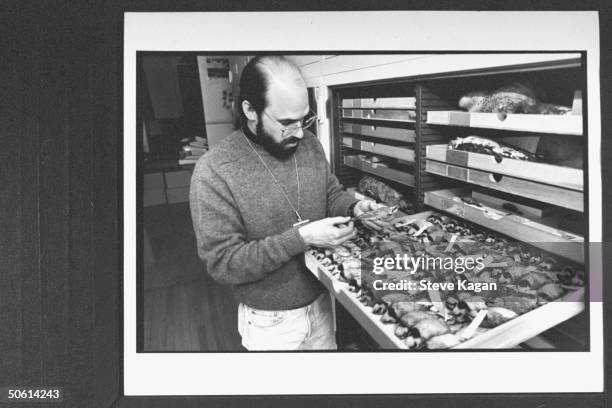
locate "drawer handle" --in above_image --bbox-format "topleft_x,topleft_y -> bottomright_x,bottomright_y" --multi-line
493,154 -> 503,164
489,173 -> 503,183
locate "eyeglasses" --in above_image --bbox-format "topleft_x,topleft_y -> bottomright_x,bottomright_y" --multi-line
262,110 -> 318,137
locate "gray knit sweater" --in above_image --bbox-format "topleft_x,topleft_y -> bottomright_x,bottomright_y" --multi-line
189,129 -> 358,310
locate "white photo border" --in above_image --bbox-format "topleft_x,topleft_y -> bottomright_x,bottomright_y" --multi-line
124,11 -> 603,395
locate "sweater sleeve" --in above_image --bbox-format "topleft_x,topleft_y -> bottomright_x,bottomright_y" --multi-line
325,161 -> 359,217
189,160 -> 308,285
304,131 -> 358,217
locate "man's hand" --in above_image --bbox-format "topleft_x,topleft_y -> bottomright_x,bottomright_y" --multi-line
298,217 -> 356,248
353,200 -> 391,231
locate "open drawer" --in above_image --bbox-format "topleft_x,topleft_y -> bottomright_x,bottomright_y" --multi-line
305,210 -> 586,350
426,144 -> 582,191
456,288 -> 584,348
305,253 -> 407,349
426,110 -> 582,136
343,122 -> 415,143
426,160 -> 583,212
424,188 -> 584,263
343,136 -> 415,161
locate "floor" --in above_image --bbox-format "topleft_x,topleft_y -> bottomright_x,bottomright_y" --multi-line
143,202 -> 243,351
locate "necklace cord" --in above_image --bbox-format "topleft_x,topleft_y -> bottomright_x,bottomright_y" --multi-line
243,134 -> 303,222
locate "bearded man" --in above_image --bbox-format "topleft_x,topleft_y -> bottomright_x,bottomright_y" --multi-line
190,56 -> 385,350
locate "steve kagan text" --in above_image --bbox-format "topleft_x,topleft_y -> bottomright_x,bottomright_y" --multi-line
372,279 -> 497,293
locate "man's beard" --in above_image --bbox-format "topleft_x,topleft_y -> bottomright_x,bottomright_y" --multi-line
256,119 -> 300,160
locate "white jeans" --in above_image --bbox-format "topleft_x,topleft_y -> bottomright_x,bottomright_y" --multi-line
237,292 -> 337,351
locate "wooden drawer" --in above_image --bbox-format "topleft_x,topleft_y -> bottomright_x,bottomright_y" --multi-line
305,253 -> 406,349
342,97 -> 416,109
426,160 -> 583,212
343,122 -> 415,143
426,144 -> 582,191
426,111 -> 582,136
305,211 -> 585,350
456,289 -> 584,349
424,188 -> 584,263
342,136 -> 415,161
471,190 -> 558,220
343,108 -> 416,122
344,155 -> 415,187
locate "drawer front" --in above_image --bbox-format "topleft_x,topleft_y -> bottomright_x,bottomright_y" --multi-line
426,160 -> 583,212
343,108 -> 416,122
342,136 -> 415,162
343,122 -> 415,142
342,97 -> 416,109
424,188 -> 584,263
344,156 -> 415,187
426,110 -> 582,136
426,144 -> 583,191
426,111 -> 471,126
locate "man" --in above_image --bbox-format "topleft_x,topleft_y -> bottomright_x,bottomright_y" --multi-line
190,56 -> 386,351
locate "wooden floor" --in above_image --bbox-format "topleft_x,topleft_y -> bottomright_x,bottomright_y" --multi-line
144,278 -> 242,351
143,202 -> 243,351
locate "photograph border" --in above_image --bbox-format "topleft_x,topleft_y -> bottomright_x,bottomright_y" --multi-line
120,9 -> 608,405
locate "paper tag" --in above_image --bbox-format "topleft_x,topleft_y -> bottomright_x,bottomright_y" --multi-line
428,289 -> 447,321
293,219 -> 311,228
413,221 -> 433,237
444,234 -> 458,253
459,310 -> 488,340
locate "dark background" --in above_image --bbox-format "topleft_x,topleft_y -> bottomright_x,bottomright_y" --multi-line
0,1 -> 610,407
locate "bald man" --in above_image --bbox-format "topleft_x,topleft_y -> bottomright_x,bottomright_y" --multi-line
190,56 -> 386,350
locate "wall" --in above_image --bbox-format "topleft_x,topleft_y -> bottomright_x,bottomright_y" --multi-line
197,55 -> 236,147
143,56 -> 184,119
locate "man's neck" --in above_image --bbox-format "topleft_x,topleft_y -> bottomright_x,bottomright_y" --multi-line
242,123 -> 259,145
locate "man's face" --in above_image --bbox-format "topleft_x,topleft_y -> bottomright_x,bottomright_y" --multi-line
255,78 -> 309,159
